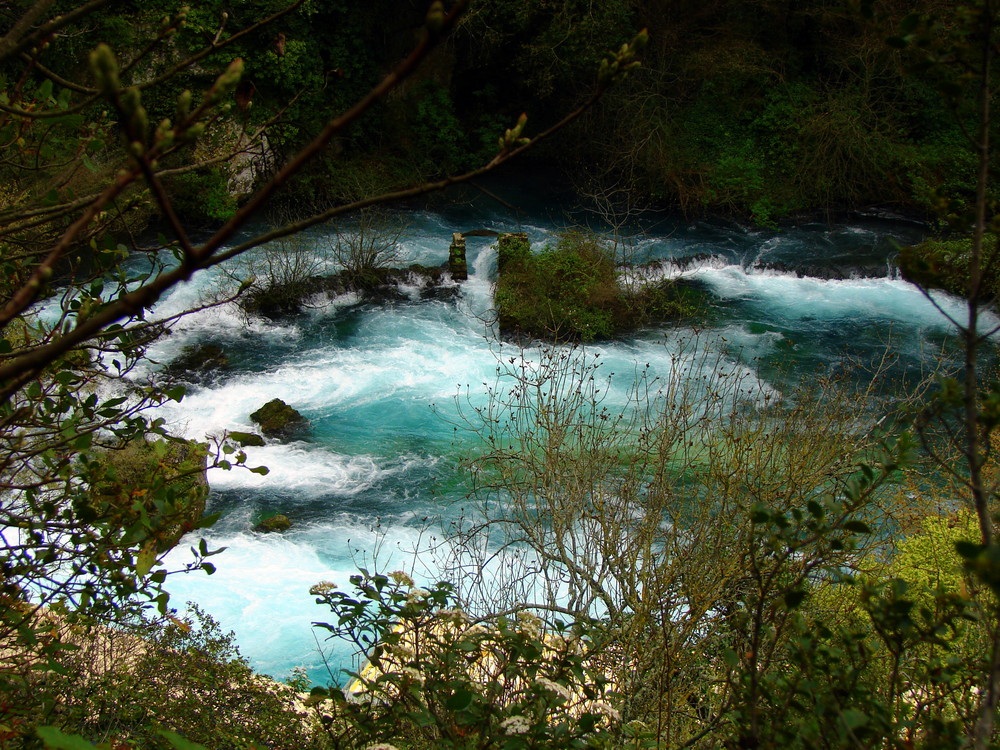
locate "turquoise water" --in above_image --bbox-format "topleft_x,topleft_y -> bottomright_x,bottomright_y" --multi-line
138,198 -> 979,685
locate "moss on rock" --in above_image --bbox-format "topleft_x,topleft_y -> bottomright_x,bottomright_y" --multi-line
254,514 -> 292,533
228,431 -> 266,447
249,399 -> 309,440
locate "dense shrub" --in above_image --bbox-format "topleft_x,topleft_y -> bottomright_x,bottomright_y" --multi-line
494,232 -> 698,342
29,606 -> 320,750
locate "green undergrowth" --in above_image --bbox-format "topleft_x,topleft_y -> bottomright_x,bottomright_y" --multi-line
898,236 -> 1000,301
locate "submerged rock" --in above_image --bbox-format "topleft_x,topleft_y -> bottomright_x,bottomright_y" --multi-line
249,399 -> 309,440
241,263 -> 460,320
163,342 -> 230,384
228,431 -> 266,447
255,514 -> 292,533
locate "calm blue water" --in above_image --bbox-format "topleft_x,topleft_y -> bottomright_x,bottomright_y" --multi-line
135,198 -> 979,685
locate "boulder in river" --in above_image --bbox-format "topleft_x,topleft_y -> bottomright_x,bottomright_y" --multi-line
227,431 -> 266,447
163,342 -> 230,385
249,399 -> 309,440
255,513 -> 292,533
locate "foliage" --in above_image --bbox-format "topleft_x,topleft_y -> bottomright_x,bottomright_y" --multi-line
27,605 -> 319,750
224,234 -> 332,319
899,236 -> 1000,301
310,571 -> 620,749
161,168 -> 239,225
442,340 -> 929,746
396,81 -> 471,175
495,232 -> 618,341
222,209 -> 407,318
558,0 -> 990,222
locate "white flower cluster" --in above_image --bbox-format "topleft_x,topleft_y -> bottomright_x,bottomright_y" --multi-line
406,587 -> 430,603
388,570 -> 414,587
365,744 -> 400,750
535,676 -> 573,702
516,611 -> 543,640
308,581 -> 337,595
500,714 -> 532,735
437,607 -> 468,624
589,700 -> 622,722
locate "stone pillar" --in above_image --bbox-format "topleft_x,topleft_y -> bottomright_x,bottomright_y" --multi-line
448,232 -> 468,281
497,232 -> 530,274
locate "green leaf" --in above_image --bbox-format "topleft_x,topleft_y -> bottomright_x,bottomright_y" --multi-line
784,588 -> 807,609
445,687 -> 475,711
840,708 -> 868,730
36,727 -> 98,749
157,730 -> 209,750
165,385 -> 186,402
135,542 -> 156,578
194,512 -> 220,530
248,465 -> 270,475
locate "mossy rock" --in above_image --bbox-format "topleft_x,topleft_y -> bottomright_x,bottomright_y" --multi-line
255,514 -> 292,533
164,342 -> 230,384
249,399 -> 309,440
240,276 -> 329,319
228,431 -> 266,447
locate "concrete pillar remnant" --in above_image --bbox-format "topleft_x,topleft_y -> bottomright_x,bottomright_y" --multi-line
449,232 -> 468,281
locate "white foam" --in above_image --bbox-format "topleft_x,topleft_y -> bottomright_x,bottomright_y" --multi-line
689,264 -> 992,330
164,520 -> 439,682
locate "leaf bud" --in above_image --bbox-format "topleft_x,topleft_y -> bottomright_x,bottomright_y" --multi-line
513,112 -> 527,137
211,58 -> 244,100
632,28 -> 649,51
89,44 -> 121,97
155,119 -> 175,148
183,122 -> 205,143
426,1 -> 445,34
132,106 -> 149,140
175,90 -> 192,123
121,86 -> 141,113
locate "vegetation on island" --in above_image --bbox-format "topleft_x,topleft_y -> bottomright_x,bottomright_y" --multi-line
2,1 -> 1000,749
495,232 -> 701,341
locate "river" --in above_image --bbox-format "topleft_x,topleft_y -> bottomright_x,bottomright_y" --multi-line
139,187 -> 970,685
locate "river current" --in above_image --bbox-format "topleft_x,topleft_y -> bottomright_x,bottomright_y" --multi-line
134,190 -> 972,685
